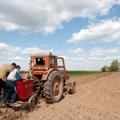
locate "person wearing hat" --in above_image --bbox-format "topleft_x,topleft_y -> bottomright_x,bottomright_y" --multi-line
0,63 -> 16,101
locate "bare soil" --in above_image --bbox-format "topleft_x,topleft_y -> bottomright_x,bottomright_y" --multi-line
0,72 -> 120,120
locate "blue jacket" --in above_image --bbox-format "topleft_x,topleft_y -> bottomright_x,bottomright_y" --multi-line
15,71 -> 21,81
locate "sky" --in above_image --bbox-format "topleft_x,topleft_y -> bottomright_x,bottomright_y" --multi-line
0,0 -> 120,70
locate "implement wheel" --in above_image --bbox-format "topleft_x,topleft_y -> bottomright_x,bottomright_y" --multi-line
44,71 -> 63,103
68,80 -> 76,94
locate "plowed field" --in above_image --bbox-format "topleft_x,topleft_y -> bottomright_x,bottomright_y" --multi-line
0,72 -> 120,120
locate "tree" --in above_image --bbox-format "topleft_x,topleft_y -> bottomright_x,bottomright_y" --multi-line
101,65 -> 108,72
110,59 -> 119,71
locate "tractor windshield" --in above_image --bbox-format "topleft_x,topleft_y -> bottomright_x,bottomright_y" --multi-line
35,58 -> 45,66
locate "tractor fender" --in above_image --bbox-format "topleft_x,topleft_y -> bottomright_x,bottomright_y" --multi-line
41,68 -> 58,81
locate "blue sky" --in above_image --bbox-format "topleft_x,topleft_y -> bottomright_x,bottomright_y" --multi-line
0,0 -> 120,70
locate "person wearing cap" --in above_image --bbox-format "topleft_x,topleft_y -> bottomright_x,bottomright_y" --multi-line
2,65 -> 21,104
0,63 -> 16,101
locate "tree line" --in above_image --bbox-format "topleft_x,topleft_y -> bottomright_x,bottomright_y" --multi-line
101,59 -> 120,72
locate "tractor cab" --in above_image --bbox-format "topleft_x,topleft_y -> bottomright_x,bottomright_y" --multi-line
29,52 -> 66,80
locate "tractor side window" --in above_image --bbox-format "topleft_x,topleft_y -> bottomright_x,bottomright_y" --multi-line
57,59 -> 64,74
50,58 -> 55,67
57,59 -> 63,66
35,58 -> 45,66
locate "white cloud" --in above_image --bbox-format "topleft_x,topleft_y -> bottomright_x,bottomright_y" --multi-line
89,55 -> 120,62
8,56 -> 25,61
67,19 -> 120,43
22,47 -> 54,55
72,48 -> 84,54
0,42 -> 55,56
90,47 -> 120,57
22,47 -> 40,54
0,42 -> 120,70
72,57 -> 85,61
0,42 -> 21,55
65,47 -> 120,70
0,0 -> 119,33
70,48 -> 87,57
0,42 -> 55,69
66,54 -> 120,70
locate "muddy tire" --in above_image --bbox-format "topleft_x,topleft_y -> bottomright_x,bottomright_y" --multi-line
44,71 -> 64,103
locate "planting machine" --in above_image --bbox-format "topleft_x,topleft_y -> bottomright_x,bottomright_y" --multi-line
4,53 -> 76,110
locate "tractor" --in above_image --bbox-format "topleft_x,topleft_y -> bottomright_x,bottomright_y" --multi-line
6,52 -> 76,109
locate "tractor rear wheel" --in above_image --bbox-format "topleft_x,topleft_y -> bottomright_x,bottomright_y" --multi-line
44,71 -> 63,103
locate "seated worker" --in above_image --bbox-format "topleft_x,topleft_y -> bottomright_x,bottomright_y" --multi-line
2,65 -> 21,104
0,63 -> 16,102
21,71 -> 32,80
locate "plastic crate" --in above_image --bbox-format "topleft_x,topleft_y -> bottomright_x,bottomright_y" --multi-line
16,80 -> 34,101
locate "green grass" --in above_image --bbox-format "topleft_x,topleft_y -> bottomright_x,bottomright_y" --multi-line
67,70 -> 102,76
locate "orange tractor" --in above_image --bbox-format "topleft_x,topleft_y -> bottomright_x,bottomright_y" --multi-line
14,52 -> 76,109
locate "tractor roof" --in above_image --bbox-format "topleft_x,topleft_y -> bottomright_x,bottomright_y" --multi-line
31,52 -> 56,57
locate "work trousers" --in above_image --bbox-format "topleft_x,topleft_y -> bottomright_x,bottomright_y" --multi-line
0,79 -> 6,101
3,80 -> 17,103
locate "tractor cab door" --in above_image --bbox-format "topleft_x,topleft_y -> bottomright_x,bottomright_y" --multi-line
50,57 -> 55,68
57,57 -> 66,79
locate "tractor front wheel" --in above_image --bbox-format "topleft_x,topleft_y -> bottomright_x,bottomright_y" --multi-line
44,71 -> 63,103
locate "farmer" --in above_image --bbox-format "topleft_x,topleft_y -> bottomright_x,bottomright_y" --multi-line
2,65 -> 21,104
0,63 -> 16,101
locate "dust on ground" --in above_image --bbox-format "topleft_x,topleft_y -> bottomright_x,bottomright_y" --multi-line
0,72 -> 120,120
